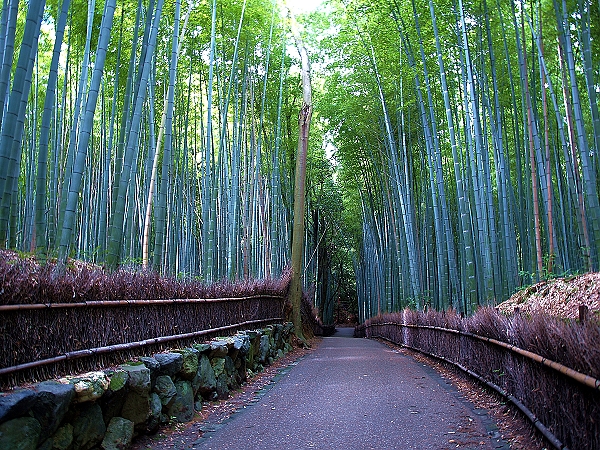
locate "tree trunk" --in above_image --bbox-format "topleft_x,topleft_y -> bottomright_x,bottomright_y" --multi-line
288,10 -> 312,342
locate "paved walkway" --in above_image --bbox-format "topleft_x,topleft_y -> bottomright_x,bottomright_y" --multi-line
193,328 -> 507,449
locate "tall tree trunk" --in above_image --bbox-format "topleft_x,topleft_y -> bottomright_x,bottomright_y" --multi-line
288,9 -> 312,341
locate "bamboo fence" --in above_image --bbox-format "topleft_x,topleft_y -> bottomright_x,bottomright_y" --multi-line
0,295 -> 285,388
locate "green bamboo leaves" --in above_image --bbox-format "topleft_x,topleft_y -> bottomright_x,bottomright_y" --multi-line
320,0 -> 600,317
0,0 -> 310,290
4,0 -> 598,323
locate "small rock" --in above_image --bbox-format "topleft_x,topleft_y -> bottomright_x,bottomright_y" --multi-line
154,353 -> 183,377
59,371 -> 109,403
154,375 -> 177,406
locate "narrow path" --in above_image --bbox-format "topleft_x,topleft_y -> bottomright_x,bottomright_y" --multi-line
188,328 -> 507,450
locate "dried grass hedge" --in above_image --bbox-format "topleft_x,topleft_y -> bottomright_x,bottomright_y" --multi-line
0,252 -> 289,304
0,254 -> 292,388
356,307 -> 600,450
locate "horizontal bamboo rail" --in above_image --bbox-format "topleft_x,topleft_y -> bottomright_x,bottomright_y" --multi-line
0,294 -> 285,311
367,322 -> 600,391
0,317 -> 282,377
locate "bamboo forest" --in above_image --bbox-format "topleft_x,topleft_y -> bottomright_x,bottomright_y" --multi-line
0,0 -> 599,324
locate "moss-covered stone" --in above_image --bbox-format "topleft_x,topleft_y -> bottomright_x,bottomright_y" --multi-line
0,417 -> 41,450
211,358 -> 226,378
59,371 -> 109,403
154,375 -> 176,407
196,355 -> 217,398
107,369 -> 129,392
146,393 -> 162,432
101,417 -> 134,450
174,348 -> 199,380
167,381 -> 194,423
72,402 -> 106,450
45,423 -> 73,450
120,390 -> 150,427
215,373 -> 229,399
258,335 -> 271,364
192,343 -> 211,353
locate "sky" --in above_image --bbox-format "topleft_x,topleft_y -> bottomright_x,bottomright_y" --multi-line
284,0 -> 324,15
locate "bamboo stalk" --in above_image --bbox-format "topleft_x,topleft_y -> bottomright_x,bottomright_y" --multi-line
0,318 -> 283,377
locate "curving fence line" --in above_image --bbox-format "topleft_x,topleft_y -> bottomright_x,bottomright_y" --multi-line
1,295 -> 286,389
356,320 -> 600,450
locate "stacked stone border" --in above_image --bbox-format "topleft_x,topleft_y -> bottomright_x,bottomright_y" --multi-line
0,322 -> 294,450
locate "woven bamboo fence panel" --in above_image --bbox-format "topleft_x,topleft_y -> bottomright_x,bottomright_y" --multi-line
0,295 -> 285,388
357,318 -> 599,450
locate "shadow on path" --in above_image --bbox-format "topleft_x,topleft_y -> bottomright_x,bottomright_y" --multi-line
190,327 -> 508,449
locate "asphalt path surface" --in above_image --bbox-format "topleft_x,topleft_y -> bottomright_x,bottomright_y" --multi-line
193,328 -> 508,449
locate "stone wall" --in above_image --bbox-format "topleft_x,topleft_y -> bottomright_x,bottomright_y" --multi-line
0,323 -> 294,450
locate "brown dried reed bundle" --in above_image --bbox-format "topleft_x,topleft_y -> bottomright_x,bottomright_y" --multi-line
0,252 -> 291,306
